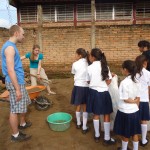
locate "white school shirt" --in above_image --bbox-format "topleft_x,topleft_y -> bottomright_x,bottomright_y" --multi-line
118,76 -> 141,114
86,61 -> 112,92
136,68 -> 150,102
71,58 -> 89,87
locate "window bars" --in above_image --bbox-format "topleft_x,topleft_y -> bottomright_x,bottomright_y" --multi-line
43,5 -> 74,22
19,2 -> 150,23
20,6 -> 37,23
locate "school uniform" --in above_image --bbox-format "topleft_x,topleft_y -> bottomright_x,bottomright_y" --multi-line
114,76 -> 141,138
86,61 -> 113,115
71,58 -> 89,105
136,68 -> 150,121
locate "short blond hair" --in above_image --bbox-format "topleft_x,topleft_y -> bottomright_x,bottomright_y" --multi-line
9,25 -> 21,36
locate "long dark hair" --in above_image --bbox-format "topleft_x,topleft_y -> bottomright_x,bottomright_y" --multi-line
76,48 -> 90,65
122,60 -> 137,82
135,55 -> 147,75
91,48 -> 109,80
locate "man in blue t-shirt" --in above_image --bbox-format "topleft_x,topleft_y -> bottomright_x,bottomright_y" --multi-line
1,25 -> 31,142
138,40 -> 150,71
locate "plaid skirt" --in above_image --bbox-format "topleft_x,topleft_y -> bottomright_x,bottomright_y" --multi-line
6,82 -> 31,113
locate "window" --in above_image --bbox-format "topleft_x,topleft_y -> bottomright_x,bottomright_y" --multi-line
42,4 -> 74,22
43,5 -> 55,21
96,3 -> 112,20
77,4 -> 91,21
19,2 -> 150,24
96,3 -> 132,20
57,5 -> 74,21
20,6 -> 37,22
136,2 -> 150,19
114,3 -> 132,20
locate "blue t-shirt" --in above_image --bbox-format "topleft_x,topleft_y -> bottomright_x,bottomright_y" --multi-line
1,41 -> 25,84
25,52 -> 43,68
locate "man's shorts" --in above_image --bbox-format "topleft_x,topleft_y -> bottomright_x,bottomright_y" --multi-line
6,82 -> 31,113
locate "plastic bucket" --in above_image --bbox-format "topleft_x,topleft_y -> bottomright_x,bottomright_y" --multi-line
47,112 -> 72,131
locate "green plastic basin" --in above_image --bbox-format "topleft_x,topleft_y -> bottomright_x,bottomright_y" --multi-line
47,112 -> 72,131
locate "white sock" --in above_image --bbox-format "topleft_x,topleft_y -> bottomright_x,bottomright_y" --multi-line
76,112 -> 81,125
93,119 -> 100,137
20,122 -> 26,127
122,140 -> 128,150
82,112 -> 88,130
133,141 -> 139,150
141,124 -> 148,144
104,122 -> 110,140
12,132 -> 19,138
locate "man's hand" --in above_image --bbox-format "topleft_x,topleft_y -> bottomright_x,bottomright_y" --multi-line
16,89 -> 22,101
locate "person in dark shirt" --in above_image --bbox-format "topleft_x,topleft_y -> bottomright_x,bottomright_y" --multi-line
138,40 -> 150,71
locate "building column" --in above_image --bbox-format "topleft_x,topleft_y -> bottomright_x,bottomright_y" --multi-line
91,0 -> 96,49
37,5 -> 43,52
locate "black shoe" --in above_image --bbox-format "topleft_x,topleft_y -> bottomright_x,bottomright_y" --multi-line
139,139 -> 149,147
11,131 -> 32,142
76,124 -> 82,129
82,127 -> 90,134
103,138 -> 116,146
18,122 -> 32,130
94,136 -> 100,143
117,147 -> 131,150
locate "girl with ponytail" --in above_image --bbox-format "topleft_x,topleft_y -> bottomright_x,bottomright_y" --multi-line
71,48 -> 90,134
114,60 -> 141,150
135,55 -> 150,147
86,48 -> 116,145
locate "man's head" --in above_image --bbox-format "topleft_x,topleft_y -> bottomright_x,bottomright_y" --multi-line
138,40 -> 150,52
9,25 -> 24,43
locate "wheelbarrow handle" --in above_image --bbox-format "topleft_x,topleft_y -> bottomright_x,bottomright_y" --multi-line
25,72 -> 52,83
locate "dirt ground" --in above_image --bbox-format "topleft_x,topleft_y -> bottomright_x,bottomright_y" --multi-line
0,77 -> 150,150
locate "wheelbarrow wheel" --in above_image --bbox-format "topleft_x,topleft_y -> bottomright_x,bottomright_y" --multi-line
35,96 -> 52,111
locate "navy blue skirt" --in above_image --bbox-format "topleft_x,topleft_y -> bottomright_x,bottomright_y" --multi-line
139,102 -> 150,121
113,110 -> 141,138
71,86 -> 89,105
86,89 -> 113,115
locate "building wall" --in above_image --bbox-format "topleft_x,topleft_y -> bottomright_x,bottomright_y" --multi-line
0,24 -> 149,74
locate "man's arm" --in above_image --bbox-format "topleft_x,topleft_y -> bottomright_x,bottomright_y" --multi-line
5,46 -> 22,101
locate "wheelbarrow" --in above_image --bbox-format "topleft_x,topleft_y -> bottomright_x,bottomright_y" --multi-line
0,85 -> 52,111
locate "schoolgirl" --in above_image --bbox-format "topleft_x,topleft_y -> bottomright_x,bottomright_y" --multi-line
71,48 -> 89,134
114,60 -> 141,150
135,55 -> 150,147
86,48 -> 115,145
138,40 -> 150,71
